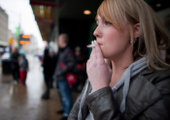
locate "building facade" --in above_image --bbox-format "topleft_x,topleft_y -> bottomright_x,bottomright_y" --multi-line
0,7 -> 8,46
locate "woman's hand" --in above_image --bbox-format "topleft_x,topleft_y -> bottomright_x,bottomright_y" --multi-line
87,41 -> 112,92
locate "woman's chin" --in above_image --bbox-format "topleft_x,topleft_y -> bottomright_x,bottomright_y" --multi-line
102,54 -> 110,59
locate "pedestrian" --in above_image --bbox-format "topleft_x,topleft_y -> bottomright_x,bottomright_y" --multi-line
18,50 -> 28,85
41,45 -> 56,100
54,33 -> 75,120
73,46 -> 87,92
10,47 -> 20,83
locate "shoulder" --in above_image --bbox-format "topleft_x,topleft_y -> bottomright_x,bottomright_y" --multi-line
65,47 -> 72,52
64,47 -> 73,54
140,68 -> 170,92
130,67 -> 170,98
124,68 -> 170,119
129,68 -> 170,96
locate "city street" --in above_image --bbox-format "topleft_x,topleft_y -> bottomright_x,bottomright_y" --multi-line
0,55 -> 63,120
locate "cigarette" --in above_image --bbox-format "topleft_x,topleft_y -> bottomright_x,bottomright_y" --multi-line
87,40 -> 96,48
87,44 -> 95,48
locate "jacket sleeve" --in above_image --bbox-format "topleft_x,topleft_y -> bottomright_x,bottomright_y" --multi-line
61,49 -> 75,75
86,87 -> 119,120
68,95 -> 81,120
68,81 -> 90,120
65,50 -> 75,72
56,48 -> 75,76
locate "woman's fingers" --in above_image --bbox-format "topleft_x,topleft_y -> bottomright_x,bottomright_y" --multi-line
86,41 -> 111,92
94,41 -> 104,63
89,41 -> 96,60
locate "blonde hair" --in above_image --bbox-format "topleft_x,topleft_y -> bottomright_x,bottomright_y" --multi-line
97,0 -> 170,70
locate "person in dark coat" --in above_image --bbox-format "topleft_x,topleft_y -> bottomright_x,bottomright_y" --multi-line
73,46 -> 87,92
41,45 -> 56,100
10,47 -> 20,83
54,33 -> 75,120
68,0 -> 170,120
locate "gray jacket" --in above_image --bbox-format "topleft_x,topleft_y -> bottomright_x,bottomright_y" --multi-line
68,68 -> 170,120
54,46 -> 75,80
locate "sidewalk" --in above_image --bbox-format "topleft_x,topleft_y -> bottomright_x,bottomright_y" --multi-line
0,54 -> 63,120
0,58 -> 13,97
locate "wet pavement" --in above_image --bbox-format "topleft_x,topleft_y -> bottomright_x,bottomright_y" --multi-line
0,55 -> 77,120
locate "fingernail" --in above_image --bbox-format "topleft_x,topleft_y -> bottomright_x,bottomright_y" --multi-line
94,40 -> 97,44
87,41 -> 96,48
92,41 -> 94,45
91,41 -> 93,45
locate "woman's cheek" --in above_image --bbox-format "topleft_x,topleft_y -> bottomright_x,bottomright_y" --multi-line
100,45 -> 112,58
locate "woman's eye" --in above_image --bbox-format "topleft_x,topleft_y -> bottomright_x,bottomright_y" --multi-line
104,21 -> 112,25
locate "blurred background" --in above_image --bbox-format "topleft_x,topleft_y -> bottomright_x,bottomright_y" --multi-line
0,0 -> 169,120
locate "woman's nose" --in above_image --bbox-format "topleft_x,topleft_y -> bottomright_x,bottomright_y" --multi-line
93,26 -> 101,38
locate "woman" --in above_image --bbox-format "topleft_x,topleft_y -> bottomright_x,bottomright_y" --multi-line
68,0 -> 170,119
18,51 -> 29,85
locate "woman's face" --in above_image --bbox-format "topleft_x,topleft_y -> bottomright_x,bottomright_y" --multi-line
93,15 -> 132,59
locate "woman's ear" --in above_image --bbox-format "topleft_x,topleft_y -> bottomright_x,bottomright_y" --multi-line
134,23 -> 140,39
